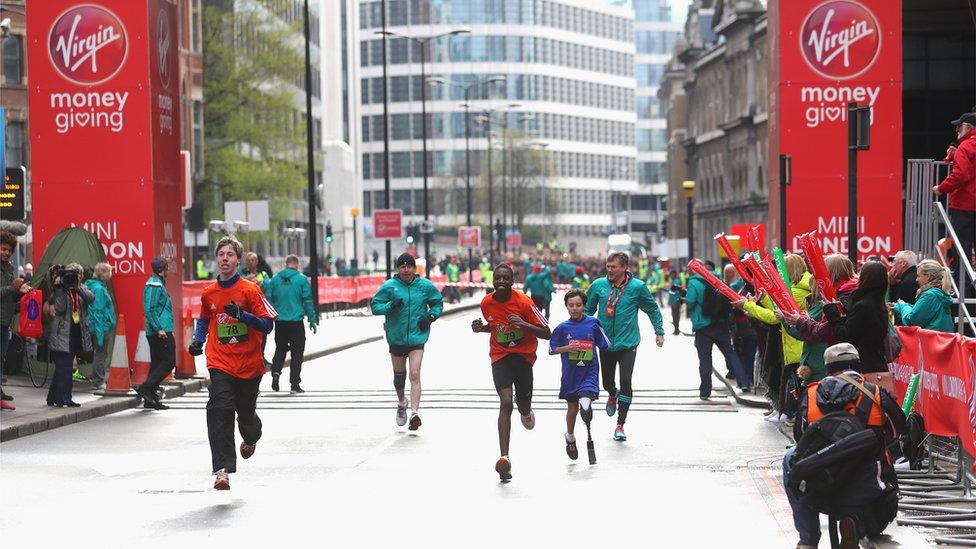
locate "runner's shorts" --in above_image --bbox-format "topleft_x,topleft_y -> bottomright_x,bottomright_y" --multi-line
389,344 -> 424,357
492,354 -> 534,399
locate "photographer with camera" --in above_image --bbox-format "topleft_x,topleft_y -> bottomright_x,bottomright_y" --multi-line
46,263 -> 93,407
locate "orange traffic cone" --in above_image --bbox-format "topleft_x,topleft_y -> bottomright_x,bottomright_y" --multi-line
175,306 -> 200,379
131,330 -> 151,385
98,314 -> 136,396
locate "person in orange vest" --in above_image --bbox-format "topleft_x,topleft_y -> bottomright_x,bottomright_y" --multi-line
784,343 -> 906,549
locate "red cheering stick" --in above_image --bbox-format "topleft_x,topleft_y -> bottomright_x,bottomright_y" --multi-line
744,228 -> 759,254
799,232 -> 837,302
714,233 -> 752,284
687,259 -> 741,302
761,255 -> 800,314
750,225 -> 768,260
742,255 -> 794,313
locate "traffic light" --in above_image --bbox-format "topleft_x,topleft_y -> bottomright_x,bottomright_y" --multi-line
660,218 -> 668,238
406,223 -> 417,244
325,222 -> 333,243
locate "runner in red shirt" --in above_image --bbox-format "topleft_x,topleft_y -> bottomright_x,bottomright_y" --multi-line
471,264 -> 550,481
188,236 -> 277,490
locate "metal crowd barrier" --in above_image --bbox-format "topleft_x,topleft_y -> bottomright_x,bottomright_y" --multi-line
896,435 -> 976,545
903,159 -> 950,259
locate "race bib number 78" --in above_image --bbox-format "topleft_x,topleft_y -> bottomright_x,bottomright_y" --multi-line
217,321 -> 249,344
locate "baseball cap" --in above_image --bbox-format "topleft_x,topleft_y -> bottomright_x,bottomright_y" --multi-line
823,342 -> 860,372
151,256 -> 169,274
950,112 -> 976,126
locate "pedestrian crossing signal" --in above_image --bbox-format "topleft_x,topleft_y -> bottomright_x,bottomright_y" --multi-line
325,222 -> 333,243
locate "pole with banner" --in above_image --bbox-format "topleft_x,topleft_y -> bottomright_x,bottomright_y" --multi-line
373,209 -> 403,278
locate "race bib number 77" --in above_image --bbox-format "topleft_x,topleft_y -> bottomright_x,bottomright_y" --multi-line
568,339 -> 594,365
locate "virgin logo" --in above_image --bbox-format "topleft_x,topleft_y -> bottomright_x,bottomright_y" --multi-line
48,5 -> 128,85
801,1 -> 880,80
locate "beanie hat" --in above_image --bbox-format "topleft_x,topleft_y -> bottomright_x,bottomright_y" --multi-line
151,256 -> 168,274
395,253 -> 416,268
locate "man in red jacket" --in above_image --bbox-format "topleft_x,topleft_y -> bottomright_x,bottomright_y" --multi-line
934,112 -> 975,279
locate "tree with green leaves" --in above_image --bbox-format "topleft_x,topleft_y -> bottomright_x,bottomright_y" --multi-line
201,1 -> 307,230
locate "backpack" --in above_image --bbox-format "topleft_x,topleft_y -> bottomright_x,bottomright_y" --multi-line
788,410 -> 898,530
701,283 -> 732,323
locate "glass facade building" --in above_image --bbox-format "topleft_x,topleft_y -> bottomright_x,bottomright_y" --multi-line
357,0 -> 637,249
629,0 -> 682,240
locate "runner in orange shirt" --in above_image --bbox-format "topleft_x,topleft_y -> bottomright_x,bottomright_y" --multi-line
471,264 -> 550,481
187,236 -> 277,490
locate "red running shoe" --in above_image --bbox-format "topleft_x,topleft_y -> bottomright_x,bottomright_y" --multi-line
240,441 -> 256,460
495,456 -> 512,481
214,469 -> 230,490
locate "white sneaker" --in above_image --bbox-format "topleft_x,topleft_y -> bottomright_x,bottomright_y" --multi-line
396,399 -> 408,427
764,412 -> 787,423
520,410 -> 536,430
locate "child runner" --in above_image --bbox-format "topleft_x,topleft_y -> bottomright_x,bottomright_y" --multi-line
471,264 -> 550,481
549,289 -> 610,461
188,236 -> 277,490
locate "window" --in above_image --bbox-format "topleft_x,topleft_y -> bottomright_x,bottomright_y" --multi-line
4,121 -> 24,167
2,35 -> 23,84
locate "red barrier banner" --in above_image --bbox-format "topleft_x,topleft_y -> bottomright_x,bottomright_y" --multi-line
183,274 -> 456,316
890,327 -> 976,470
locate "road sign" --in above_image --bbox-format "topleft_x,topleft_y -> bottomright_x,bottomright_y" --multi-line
506,231 -> 522,249
2,167 -> 26,221
458,226 -> 481,249
374,209 -> 403,239
224,200 -> 270,232
420,220 -> 435,234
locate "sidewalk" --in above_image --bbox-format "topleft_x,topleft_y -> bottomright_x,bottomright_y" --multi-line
0,295 -> 483,443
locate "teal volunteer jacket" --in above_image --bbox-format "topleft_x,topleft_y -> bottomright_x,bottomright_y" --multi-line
585,273 -> 664,351
266,267 -> 316,324
143,274 -> 174,333
371,275 -> 444,346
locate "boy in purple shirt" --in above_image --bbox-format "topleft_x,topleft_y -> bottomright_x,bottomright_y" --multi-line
550,289 -> 611,462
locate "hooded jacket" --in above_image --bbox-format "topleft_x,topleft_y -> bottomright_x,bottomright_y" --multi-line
143,274 -> 174,333
893,287 -> 954,333
936,128 -> 976,211
47,285 -> 94,353
266,267 -> 316,324
371,275 -> 444,347
84,279 -> 116,347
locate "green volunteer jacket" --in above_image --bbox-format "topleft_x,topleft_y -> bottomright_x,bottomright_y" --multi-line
585,273 -> 664,351
143,274 -> 174,334
85,279 -> 116,347
524,269 -> 555,300
893,287 -> 954,333
266,267 -> 316,324
446,263 -> 460,283
684,274 -> 712,331
784,300 -> 828,384
371,275 -> 444,347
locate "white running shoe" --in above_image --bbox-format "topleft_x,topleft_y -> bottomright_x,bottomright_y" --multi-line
764,412 -> 788,423
520,410 -> 536,430
396,399 -> 408,427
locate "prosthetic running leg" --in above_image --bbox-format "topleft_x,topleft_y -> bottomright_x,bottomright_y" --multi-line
580,397 -> 596,465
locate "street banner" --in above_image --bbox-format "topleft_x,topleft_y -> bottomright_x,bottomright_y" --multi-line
768,0 -> 903,258
506,231 -> 522,249
459,226 -> 481,249
373,209 -> 403,239
27,0 -> 184,369
889,327 -> 976,470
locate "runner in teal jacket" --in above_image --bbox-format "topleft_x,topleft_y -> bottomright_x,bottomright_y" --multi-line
371,254 -> 445,431
584,253 -> 665,441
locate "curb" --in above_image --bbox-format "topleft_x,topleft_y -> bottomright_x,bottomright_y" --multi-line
712,367 -> 771,409
0,378 -> 210,443
303,301 -> 482,362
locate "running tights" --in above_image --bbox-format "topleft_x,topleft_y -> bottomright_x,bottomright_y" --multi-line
599,347 -> 637,425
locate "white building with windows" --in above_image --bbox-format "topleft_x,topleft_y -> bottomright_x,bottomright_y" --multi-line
357,0 -> 637,256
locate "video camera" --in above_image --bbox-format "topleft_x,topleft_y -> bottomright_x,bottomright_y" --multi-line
49,264 -> 80,289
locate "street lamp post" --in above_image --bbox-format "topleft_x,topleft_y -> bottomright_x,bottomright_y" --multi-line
475,103 -> 520,257
428,75 -> 506,282
380,0 -> 392,277
374,28 -> 469,275
301,0 -> 319,316
682,180 -> 696,263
